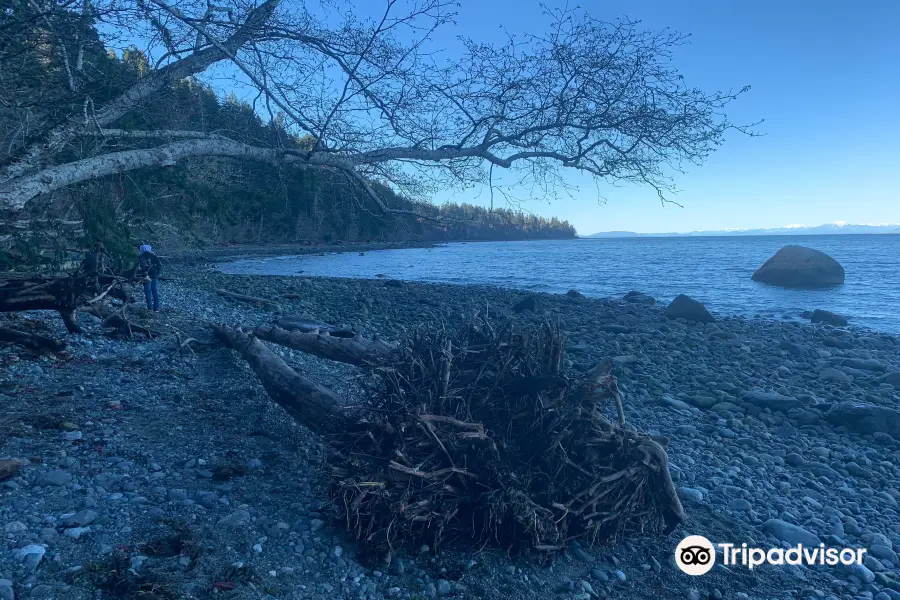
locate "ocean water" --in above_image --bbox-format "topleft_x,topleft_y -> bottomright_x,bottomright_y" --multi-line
219,235 -> 900,333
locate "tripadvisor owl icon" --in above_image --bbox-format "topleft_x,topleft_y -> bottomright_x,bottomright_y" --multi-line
676,535 -> 716,575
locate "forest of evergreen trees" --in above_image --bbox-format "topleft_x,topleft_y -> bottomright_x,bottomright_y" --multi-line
0,2 -> 575,266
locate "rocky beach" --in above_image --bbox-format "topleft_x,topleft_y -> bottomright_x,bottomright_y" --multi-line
2,259 -> 900,600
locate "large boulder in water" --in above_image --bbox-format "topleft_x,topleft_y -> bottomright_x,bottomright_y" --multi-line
664,294 -> 714,323
752,245 -> 844,288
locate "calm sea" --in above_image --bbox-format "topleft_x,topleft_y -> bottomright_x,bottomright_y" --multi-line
219,235 -> 900,333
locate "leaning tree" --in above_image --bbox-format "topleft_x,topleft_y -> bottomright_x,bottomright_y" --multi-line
0,0 -> 754,218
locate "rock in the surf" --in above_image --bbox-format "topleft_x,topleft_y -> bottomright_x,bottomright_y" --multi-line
623,291 -> 656,306
810,309 -> 848,326
751,245 -> 844,288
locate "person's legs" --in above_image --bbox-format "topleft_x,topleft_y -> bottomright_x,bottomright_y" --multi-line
143,281 -> 153,310
151,278 -> 160,311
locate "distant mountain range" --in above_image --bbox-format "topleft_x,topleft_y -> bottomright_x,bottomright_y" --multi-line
583,223 -> 900,238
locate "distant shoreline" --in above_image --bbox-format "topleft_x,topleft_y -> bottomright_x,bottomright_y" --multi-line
166,236 -> 582,264
580,232 -> 900,239
167,240 -> 437,264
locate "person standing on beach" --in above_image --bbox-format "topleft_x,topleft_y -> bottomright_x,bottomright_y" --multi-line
134,242 -> 162,311
81,241 -> 107,277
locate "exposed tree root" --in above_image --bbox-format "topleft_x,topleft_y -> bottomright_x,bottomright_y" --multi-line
213,315 -> 686,558
0,273 -> 129,333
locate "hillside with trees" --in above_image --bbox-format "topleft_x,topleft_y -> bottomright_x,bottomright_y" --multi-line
0,8 -> 574,266
0,0 -> 748,267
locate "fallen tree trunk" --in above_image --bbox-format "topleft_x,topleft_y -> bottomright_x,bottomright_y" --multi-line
0,326 -> 66,352
253,324 -> 400,366
0,273 -> 129,333
274,317 -> 341,334
212,316 -> 686,557
216,289 -> 280,310
210,325 -> 352,434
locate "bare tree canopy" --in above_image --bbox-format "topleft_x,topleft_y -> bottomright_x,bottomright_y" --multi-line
0,0 -> 755,215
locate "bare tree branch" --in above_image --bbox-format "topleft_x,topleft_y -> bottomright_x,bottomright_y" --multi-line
0,1 -> 758,218
0,0 -> 278,184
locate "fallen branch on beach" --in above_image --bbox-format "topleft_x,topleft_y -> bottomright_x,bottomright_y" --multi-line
211,315 -> 685,557
210,324 -> 350,434
274,317 -> 341,334
0,325 -> 66,352
82,304 -> 160,338
167,325 -> 211,358
216,289 -> 280,310
252,324 -> 400,367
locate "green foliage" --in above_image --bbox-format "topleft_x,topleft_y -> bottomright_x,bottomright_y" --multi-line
77,195 -> 133,264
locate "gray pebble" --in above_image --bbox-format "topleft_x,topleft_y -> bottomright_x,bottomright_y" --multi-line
678,487 -> 704,503
4,521 -> 26,533
60,510 -> 98,527
216,510 -> 251,529
727,498 -> 752,511
34,471 -> 72,487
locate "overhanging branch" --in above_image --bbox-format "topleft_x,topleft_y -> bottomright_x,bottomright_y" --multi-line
0,134 -> 659,212
0,0 -> 278,185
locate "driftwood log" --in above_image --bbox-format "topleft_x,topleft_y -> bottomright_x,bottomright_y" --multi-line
0,326 -> 66,352
252,325 -> 400,366
210,324 -> 351,435
0,273 -> 128,333
274,317 -> 342,333
213,316 -> 686,557
216,289 -> 280,310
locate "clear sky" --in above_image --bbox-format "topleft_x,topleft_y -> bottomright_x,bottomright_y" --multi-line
422,0 -> 900,234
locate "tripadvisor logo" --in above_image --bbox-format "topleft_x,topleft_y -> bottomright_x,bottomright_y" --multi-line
676,536 -> 716,575
675,535 -> 868,576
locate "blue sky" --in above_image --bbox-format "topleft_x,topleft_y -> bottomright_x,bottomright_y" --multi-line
420,0 -> 900,234
174,0 -> 900,234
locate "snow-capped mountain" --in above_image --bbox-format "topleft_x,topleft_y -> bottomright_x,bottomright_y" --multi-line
584,222 -> 900,238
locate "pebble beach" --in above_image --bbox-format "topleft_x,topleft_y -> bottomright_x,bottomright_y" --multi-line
2,258 -> 900,600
